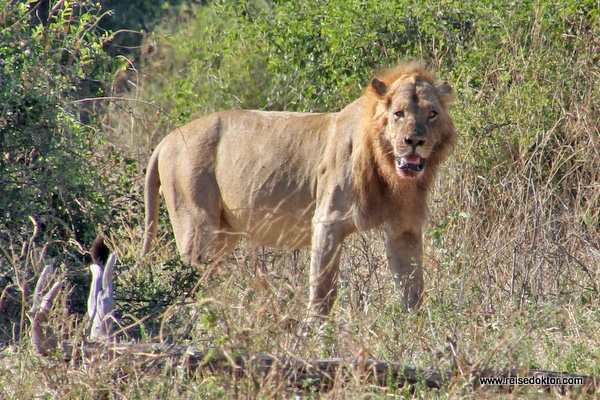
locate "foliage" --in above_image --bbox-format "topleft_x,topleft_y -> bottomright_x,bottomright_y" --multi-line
98,0 -> 190,57
151,0 -> 475,120
0,0 -> 120,248
111,0 -> 600,397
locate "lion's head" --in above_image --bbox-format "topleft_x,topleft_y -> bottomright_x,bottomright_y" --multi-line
353,62 -> 456,210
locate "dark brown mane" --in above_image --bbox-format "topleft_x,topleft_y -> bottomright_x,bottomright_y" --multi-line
352,62 -> 455,223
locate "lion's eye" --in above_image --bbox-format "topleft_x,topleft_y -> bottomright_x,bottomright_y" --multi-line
394,110 -> 404,118
428,110 -> 438,119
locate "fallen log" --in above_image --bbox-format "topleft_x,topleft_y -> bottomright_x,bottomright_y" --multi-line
59,341 -> 449,389
53,341 -> 598,391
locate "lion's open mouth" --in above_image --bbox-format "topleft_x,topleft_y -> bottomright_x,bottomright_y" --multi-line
396,154 -> 426,173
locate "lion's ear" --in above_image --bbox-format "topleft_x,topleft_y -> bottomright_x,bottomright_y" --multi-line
370,78 -> 387,97
435,81 -> 455,103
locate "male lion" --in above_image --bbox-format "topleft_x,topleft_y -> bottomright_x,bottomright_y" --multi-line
142,62 -> 455,314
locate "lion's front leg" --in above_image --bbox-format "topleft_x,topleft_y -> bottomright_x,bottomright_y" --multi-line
309,219 -> 344,316
384,222 -> 424,311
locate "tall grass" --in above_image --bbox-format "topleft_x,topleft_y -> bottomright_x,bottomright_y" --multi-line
1,0 -> 599,398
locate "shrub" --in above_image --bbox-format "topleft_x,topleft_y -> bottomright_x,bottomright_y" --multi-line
0,1 -> 118,247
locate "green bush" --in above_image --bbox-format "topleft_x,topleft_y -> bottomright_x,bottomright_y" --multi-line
0,1 -> 118,247
152,0 -> 472,120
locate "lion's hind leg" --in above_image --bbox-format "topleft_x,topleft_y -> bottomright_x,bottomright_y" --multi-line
169,205 -> 240,266
194,227 -> 242,284
161,169 -> 239,266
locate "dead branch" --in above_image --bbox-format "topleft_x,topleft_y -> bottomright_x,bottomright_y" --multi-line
88,253 -> 116,342
26,265 -> 63,355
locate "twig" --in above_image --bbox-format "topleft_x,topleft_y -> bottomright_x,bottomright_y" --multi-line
26,265 -> 63,355
70,97 -> 162,111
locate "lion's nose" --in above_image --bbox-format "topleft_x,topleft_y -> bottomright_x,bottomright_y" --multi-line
404,136 -> 425,147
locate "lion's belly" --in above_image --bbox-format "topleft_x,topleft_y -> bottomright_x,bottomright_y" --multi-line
216,161 -> 317,249
228,209 -> 314,249
221,196 -> 315,249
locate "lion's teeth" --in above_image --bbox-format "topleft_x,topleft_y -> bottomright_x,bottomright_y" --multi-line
395,156 -> 426,172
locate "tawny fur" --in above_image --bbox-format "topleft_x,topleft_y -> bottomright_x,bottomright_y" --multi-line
142,61 -> 456,314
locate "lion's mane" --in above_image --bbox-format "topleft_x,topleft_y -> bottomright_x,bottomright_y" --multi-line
352,62 -> 456,220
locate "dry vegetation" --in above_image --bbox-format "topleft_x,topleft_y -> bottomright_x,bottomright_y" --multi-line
1,0 -> 599,399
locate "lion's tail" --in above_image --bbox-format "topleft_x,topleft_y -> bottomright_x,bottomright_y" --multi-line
142,146 -> 161,257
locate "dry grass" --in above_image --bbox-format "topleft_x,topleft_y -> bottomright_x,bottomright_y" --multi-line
2,134 -> 598,398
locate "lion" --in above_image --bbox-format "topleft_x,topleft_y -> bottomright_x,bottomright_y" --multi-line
142,62 -> 455,314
